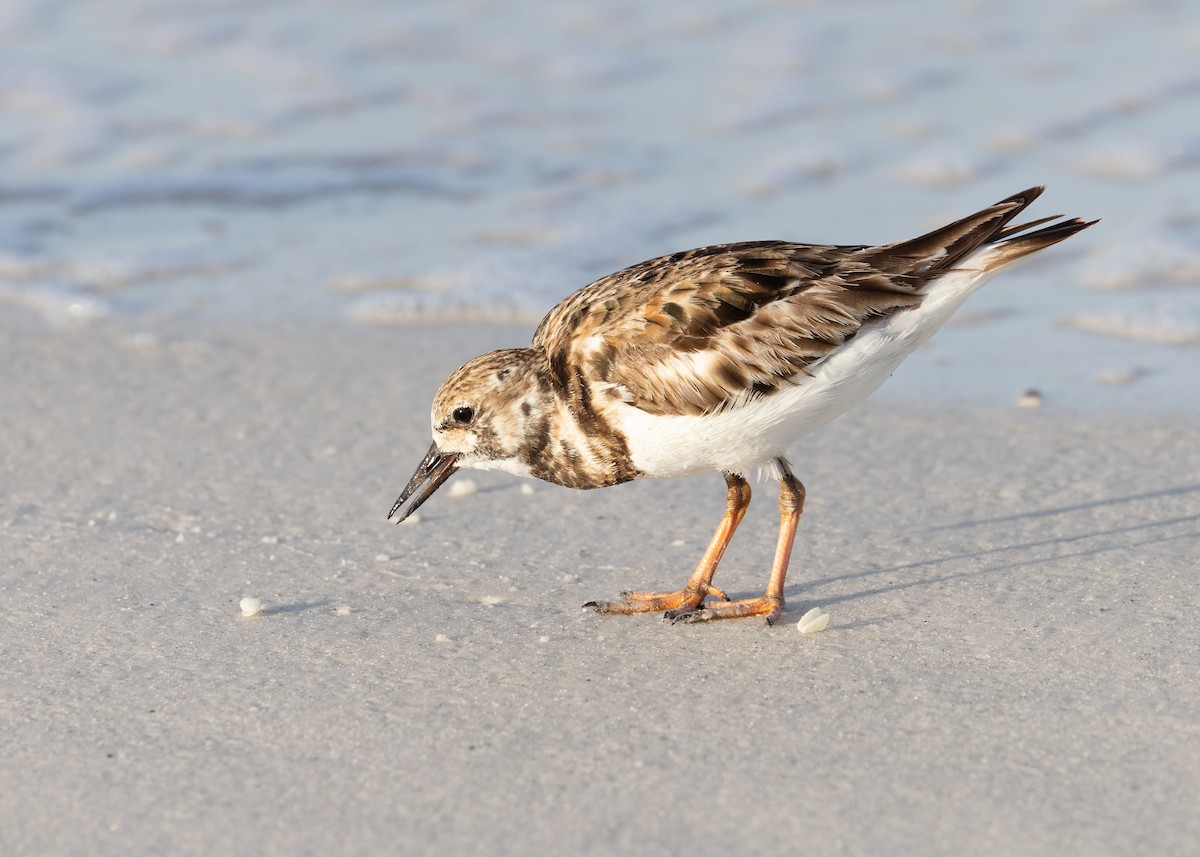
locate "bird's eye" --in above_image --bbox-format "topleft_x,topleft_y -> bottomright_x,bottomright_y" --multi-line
452,406 -> 475,425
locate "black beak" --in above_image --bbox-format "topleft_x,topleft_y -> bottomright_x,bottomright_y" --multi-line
388,443 -> 460,523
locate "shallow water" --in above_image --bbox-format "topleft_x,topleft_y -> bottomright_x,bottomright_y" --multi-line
1,0 -> 1198,409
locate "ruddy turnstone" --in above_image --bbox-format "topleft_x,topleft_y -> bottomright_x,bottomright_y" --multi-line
389,187 -> 1095,624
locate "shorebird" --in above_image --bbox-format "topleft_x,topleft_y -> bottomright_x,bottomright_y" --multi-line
389,187 -> 1094,624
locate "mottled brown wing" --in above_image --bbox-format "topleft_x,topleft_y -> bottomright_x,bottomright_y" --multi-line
531,188 -> 1049,417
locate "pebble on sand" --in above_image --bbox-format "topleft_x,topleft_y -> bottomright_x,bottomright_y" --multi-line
239,597 -> 263,618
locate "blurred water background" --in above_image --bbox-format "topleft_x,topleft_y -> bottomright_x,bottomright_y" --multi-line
1,0 -> 1198,408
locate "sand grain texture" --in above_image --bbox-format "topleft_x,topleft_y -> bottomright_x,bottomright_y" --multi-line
2,322 -> 1197,856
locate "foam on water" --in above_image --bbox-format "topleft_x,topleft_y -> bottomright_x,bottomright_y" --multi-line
1081,227 -> 1200,291
1061,308 -> 1200,347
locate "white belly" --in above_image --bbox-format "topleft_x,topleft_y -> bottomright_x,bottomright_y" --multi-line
611,252 -> 1000,478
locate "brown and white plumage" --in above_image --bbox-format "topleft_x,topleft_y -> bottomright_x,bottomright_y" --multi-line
534,187 -> 1086,419
390,187 -> 1095,624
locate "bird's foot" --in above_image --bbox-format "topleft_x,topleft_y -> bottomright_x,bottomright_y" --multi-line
665,594 -> 783,626
584,584 -> 728,615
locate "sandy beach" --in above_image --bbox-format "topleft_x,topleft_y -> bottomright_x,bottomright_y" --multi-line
3,319 -> 1197,856
3,0 -> 1199,853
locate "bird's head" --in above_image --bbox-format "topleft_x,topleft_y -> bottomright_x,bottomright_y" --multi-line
388,348 -> 545,522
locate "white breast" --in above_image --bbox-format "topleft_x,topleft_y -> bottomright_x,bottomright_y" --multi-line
610,251 -> 1001,478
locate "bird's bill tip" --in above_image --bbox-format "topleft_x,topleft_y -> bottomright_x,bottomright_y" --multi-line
388,443 -> 460,522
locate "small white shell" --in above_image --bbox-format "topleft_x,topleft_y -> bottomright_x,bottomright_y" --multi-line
448,478 -> 478,498
796,606 -> 830,634
239,597 -> 263,618
1015,389 -> 1043,409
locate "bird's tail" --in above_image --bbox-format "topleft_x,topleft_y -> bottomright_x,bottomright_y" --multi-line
982,200 -> 1099,269
861,186 -> 1097,280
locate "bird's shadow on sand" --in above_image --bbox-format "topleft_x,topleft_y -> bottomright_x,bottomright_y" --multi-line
782,481 -> 1200,618
922,482 -> 1200,532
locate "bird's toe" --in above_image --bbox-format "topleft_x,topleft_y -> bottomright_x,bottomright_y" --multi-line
664,607 -> 712,624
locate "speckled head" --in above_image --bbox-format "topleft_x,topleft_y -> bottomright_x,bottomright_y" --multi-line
388,348 -> 549,523
431,348 -> 551,468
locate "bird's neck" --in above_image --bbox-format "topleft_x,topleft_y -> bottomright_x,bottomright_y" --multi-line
518,360 -> 640,490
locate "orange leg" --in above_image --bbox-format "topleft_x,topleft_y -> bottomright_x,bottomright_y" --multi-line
668,459 -> 805,626
585,473 -> 751,615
